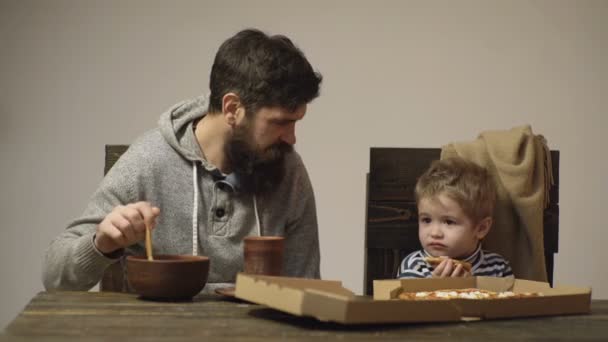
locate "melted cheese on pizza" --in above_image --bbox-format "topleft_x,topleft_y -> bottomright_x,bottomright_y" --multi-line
398,288 -> 543,300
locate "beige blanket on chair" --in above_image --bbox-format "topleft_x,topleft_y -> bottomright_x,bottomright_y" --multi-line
441,125 -> 553,281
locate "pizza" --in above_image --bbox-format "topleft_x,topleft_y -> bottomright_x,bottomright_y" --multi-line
425,256 -> 472,272
397,288 -> 543,300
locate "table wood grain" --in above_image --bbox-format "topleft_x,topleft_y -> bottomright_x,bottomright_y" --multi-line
2,291 -> 607,341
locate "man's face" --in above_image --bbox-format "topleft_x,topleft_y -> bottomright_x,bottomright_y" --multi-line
248,104 -> 306,159
225,104 -> 306,192
418,193 -> 484,259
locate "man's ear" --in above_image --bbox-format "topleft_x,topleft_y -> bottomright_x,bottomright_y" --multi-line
475,217 -> 492,240
221,93 -> 242,127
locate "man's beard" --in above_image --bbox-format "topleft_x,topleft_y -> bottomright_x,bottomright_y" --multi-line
224,122 -> 293,194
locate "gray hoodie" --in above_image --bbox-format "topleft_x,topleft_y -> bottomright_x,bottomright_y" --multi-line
42,95 -> 321,291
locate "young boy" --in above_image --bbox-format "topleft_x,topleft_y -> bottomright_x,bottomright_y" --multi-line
397,157 -> 513,279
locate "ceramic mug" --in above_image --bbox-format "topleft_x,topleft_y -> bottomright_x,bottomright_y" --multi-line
243,236 -> 285,276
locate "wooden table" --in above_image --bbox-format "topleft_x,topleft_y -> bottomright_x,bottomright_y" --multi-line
2,291 -> 607,341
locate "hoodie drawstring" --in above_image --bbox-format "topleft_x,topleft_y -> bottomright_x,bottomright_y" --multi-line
253,195 -> 261,236
192,162 -> 199,256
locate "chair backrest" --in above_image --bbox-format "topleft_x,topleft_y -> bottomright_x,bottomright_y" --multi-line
99,145 -> 130,292
363,148 -> 559,295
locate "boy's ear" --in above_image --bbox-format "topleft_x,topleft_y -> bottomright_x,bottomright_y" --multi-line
475,217 -> 492,240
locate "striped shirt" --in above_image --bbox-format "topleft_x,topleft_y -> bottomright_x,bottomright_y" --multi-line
397,245 -> 513,279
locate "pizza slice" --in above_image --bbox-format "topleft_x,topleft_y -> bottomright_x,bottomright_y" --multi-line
397,288 -> 543,300
425,256 -> 472,273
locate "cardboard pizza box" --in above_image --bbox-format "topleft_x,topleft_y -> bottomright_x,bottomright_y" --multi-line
374,277 -> 591,319
234,273 -> 462,324
234,273 -> 590,324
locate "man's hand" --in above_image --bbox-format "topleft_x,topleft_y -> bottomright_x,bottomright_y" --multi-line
431,258 -> 471,278
94,202 -> 161,254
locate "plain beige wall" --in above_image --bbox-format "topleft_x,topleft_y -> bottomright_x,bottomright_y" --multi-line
1,0 -> 607,329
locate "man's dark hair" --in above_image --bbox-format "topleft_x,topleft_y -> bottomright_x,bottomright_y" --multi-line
208,28 -> 322,115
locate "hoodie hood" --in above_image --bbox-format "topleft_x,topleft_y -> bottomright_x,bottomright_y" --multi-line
158,95 -> 213,166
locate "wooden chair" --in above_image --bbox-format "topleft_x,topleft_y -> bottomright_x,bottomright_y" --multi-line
363,148 -> 559,295
99,145 -> 130,292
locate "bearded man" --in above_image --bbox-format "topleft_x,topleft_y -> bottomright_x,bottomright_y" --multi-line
43,29 -> 323,292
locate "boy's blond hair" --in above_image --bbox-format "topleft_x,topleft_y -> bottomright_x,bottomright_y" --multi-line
415,157 -> 497,223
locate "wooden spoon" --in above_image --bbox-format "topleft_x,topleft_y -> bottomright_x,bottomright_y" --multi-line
145,223 -> 154,261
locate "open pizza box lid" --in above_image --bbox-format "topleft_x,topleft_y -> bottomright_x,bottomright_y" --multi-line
374,276 -> 592,320
235,273 -> 462,324
235,274 -> 591,324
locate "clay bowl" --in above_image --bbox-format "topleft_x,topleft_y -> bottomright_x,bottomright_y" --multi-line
126,255 -> 210,301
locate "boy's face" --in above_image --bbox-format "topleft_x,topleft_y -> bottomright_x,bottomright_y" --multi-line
418,193 -> 488,259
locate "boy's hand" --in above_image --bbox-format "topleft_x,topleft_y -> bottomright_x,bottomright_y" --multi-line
94,202 -> 161,254
431,259 -> 471,278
